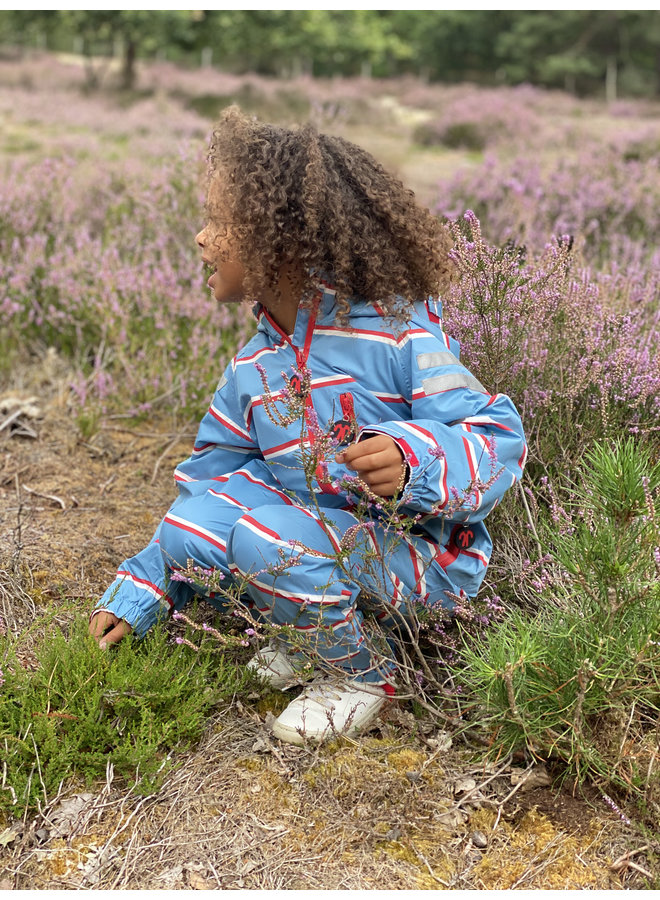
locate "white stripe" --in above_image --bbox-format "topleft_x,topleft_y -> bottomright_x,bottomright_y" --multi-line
248,576 -> 346,606
263,439 -> 307,460
234,344 -> 283,367
209,402 -> 253,441
222,468 -> 294,503
314,327 -> 398,346
460,415 -> 506,428
165,512 -> 226,550
372,390 -> 406,402
207,490 -> 250,511
118,572 -> 163,602
396,421 -> 438,447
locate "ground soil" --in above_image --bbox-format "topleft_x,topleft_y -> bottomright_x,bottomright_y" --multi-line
0,381 -> 655,889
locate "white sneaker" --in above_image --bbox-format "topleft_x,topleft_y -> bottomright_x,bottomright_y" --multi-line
270,679 -> 389,745
247,640 -> 306,690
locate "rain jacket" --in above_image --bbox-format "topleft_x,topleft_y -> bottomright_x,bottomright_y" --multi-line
171,285 -> 528,599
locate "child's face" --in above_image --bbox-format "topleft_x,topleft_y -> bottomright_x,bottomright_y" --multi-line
196,178 -> 246,304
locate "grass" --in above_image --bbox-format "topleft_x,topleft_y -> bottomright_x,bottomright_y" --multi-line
0,617 -> 253,819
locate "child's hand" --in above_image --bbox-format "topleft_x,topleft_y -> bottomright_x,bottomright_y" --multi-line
335,434 -> 406,498
89,611 -> 132,649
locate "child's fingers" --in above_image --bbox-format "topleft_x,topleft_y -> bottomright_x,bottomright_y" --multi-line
98,620 -> 132,649
89,612 -> 132,648
89,611 -> 118,640
338,435 -> 403,471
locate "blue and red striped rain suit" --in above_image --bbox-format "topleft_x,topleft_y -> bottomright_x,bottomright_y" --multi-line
95,286 -> 527,684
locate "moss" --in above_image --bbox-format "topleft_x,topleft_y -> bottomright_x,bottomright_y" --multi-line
386,748 -> 427,773
473,809 -> 617,889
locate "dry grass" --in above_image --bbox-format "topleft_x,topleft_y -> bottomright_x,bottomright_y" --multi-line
1,703 -> 630,890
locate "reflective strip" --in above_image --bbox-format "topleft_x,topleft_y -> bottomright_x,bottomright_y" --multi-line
417,351 -> 460,370
422,373 -> 487,394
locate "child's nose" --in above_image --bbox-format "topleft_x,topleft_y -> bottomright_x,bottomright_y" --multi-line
195,228 -> 206,248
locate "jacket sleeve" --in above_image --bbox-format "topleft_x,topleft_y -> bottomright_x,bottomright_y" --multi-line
173,365 -> 262,496
360,333 -> 527,523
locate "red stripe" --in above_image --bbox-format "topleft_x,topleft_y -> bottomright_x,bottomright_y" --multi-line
237,341 -> 284,364
163,516 -> 226,551
117,570 -> 164,597
406,423 -> 438,444
395,437 -> 418,467
239,514 -> 281,542
463,436 -> 477,479
213,470 -> 295,504
434,542 -> 459,569
208,405 -> 252,442
264,437 -> 302,457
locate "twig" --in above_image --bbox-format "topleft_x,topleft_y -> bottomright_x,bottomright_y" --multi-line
610,845 -> 650,870
151,425 -> 195,484
496,760 -> 538,808
613,859 -> 654,879
0,408 -> 24,433
517,480 -> 543,558
409,841 -> 451,887
99,473 -> 116,495
21,484 -> 66,510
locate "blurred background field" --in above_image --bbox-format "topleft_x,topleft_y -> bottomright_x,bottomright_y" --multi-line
1,11 -> 660,889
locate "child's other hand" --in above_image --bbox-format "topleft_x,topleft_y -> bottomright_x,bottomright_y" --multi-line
89,611 -> 132,649
335,435 -> 406,497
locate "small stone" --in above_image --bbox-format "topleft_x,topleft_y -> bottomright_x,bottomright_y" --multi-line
427,730 -> 452,752
405,771 -> 421,783
471,830 -> 488,849
453,776 -> 477,796
35,828 -> 50,843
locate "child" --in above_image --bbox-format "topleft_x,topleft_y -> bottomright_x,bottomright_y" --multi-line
90,107 -> 527,745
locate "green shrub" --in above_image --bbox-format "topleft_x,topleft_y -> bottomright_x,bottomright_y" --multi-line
456,438 -> 660,792
0,620 -> 251,818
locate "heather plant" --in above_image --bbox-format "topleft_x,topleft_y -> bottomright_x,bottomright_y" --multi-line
413,85 -> 549,153
1,150 -> 255,418
454,438 -> 660,795
442,212 -> 660,473
435,146 -> 660,270
0,618 -> 252,818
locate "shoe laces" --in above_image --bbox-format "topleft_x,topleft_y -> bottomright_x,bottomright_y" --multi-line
299,681 -> 345,709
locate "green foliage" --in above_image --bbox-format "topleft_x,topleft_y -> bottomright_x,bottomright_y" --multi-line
414,120 -> 487,152
0,620 -> 251,818
2,10 -> 660,95
456,438 -> 660,791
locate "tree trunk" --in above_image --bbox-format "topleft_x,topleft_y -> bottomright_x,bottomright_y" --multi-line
121,39 -> 137,90
605,56 -> 617,104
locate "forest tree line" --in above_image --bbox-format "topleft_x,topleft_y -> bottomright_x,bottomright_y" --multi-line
1,10 -> 659,99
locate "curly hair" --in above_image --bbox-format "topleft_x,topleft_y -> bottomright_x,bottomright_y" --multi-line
205,106 -> 454,324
